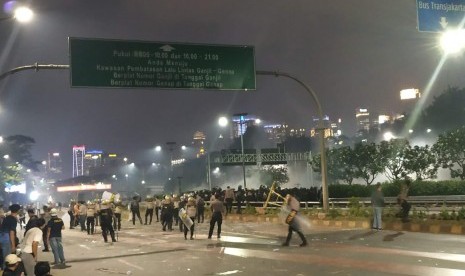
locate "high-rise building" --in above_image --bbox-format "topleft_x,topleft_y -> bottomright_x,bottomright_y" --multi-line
72,145 -> 85,177
355,108 -> 370,132
83,149 -> 103,175
192,131 -> 206,158
232,115 -> 261,138
47,152 -> 63,181
263,124 -> 289,142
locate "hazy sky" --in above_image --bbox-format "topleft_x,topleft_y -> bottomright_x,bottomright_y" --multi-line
1,0 -> 464,177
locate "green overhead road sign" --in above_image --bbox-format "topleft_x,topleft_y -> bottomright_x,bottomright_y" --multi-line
69,37 -> 256,90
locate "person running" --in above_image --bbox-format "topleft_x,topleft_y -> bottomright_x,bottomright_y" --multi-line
47,208 -> 66,266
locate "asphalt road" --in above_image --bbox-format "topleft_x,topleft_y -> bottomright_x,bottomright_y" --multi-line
20,212 -> 465,276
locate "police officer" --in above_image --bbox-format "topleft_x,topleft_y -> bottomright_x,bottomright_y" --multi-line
86,201 -> 95,235
113,200 -> 122,231
99,201 -> 116,243
144,196 -> 155,225
161,195 -> 173,231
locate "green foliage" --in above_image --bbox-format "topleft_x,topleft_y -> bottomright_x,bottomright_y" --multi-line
433,127 -> 465,180
258,165 -> 289,187
352,142 -> 384,185
378,139 -> 410,181
327,208 -> 340,219
411,208 -> 427,220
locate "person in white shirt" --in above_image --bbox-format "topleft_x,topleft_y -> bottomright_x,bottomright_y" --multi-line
21,218 -> 46,276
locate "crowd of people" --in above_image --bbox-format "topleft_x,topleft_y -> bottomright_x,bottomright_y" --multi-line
0,185 -> 312,275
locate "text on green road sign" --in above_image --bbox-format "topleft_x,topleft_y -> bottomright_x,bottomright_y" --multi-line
69,38 -> 256,90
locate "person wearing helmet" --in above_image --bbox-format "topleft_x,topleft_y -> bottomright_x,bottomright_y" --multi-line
144,196 -> 155,225
113,200 -> 122,231
99,201 -> 116,243
183,197 -> 197,240
161,196 -> 173,231
86,202 -> 96,235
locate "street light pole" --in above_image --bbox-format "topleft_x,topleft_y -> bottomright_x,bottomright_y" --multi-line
233,113 -> 248,190
256,71 -> 329,212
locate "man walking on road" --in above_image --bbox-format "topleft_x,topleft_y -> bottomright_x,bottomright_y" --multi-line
282,194 -> 307,247
47,208 -> 66,266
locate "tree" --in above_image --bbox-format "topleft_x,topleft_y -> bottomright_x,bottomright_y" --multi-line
418,86 -> 465,134
432,127 -> 465,180
259,165 -> 289,187
352,142 -> 384,185
403,145 -> 438,180
0,135 -> 39,201
378,139 -> 410,181
312,147 -> 357,185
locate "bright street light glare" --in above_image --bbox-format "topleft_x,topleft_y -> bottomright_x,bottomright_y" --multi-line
218,116 -> 228,127
29,191 -> 39,201
14,6 -> 33,23
383,132 -> 395,141
181,145 -> 187,150
440,29 -> 465,54
155,145 -> 161,152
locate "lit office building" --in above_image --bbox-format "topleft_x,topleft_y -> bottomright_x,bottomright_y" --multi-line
72,145 -> 85,177
232,115 -> 261,138
263,124 -> 289,142
83,149 -> 104,175
356,108 -> 370,132
192,131 -> 206,158
311,115 -> 332,138
47,152 -> 63,181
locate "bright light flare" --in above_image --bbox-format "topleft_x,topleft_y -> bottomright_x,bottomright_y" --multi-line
155,146 -> 161,152
440,29 -> 465,54
14,6 -> 33,23
383,132 -> 395,141
218,116 -> 228,127
29,191 -> 39,201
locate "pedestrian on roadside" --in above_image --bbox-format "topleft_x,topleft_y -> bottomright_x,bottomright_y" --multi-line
47,208 -> 66,266
282,194 -> 307,247
208,194 -> 224,239
371,183 -> 385,230
21,218 -> 46,276
0,204 -> 21,269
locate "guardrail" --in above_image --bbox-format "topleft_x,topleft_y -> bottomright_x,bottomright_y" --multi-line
328,195 -> 465,206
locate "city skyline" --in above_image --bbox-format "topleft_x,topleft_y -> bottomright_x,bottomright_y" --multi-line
1,1 -> 465,179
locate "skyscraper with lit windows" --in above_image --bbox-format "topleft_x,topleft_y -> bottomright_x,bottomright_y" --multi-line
72,145 -> 85,177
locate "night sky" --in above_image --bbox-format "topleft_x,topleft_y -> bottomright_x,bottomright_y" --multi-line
0,0 -> 464,178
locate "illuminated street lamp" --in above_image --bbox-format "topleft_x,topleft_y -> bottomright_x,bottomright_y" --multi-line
440,29 -> 465,54
0,6 -> 34,23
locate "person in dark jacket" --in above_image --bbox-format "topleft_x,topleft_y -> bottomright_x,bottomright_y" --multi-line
371,183 -> 385,230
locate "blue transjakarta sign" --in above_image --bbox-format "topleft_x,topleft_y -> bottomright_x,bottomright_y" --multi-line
417,0 -> 465,32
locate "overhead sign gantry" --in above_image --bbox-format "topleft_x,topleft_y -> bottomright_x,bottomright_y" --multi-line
69,37 -> 256,90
